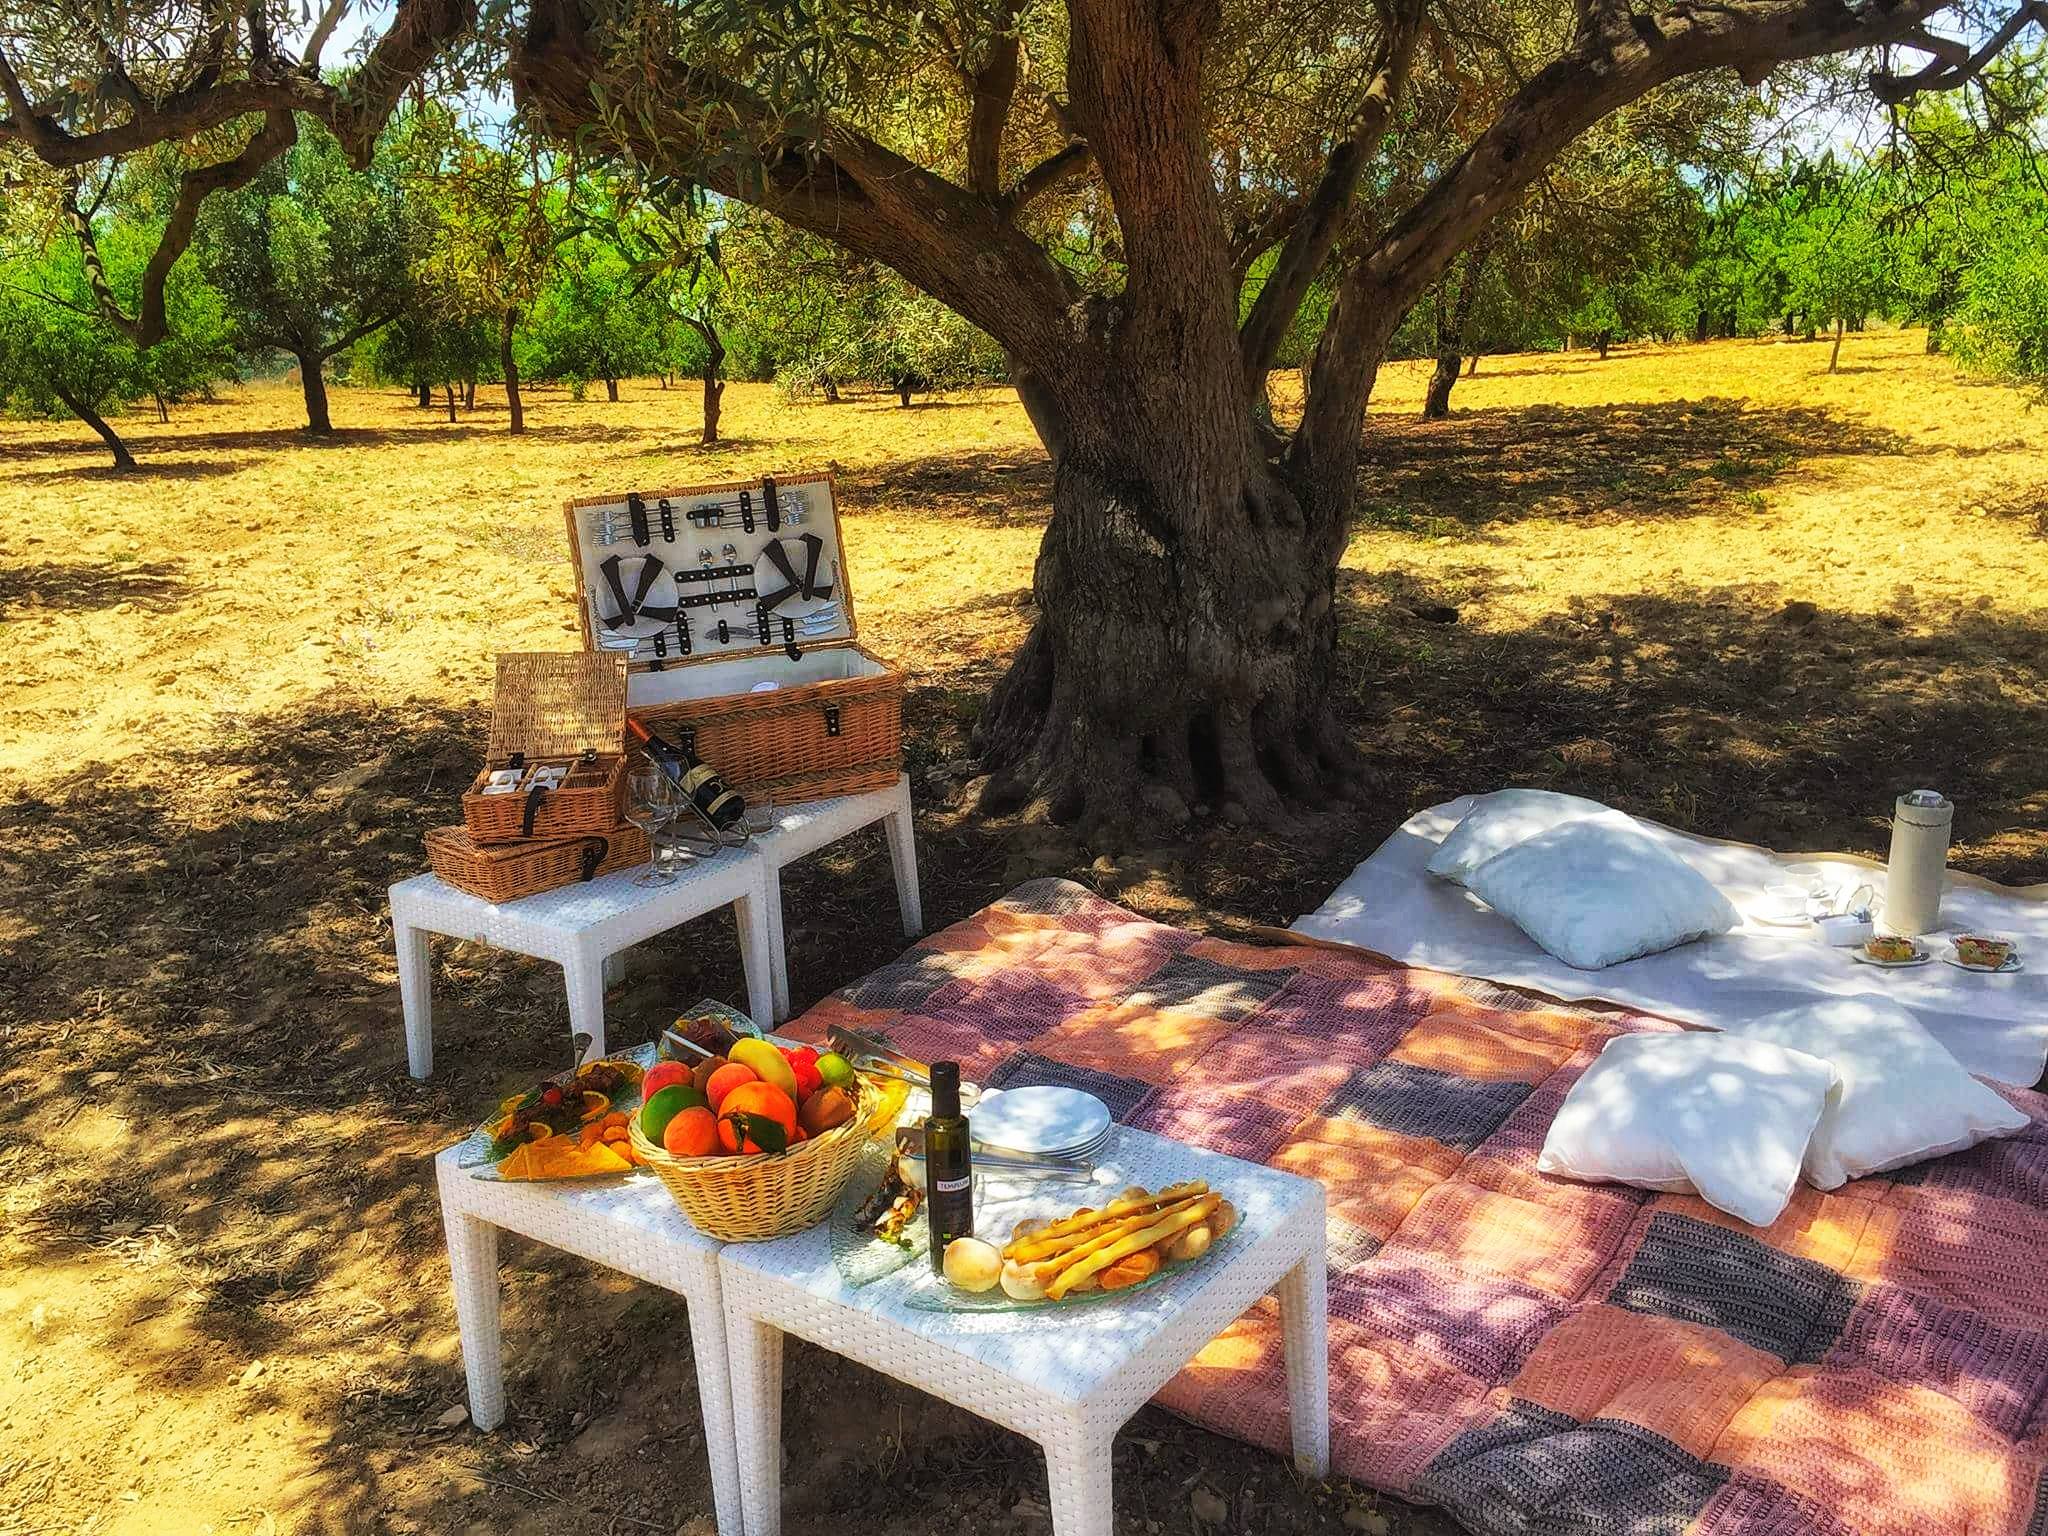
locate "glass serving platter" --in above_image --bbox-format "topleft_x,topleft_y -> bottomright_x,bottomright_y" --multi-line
828,1137 -> 1242,1313
453,1042 -> 659,1180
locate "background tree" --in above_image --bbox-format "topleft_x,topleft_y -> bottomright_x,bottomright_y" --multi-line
521,230 -> 664,399
193,119 -> 414,434
4,0 -> 2042,834
590,179 -> 736,442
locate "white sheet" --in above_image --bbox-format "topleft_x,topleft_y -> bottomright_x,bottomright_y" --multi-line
1290,796 -> 2048,1087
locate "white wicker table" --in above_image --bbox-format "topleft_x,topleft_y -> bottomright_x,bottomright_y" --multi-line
434,1146 -> 744,1536
390,847 -> 774,1078
750,774 -> 922,1021
719,1128 -> 1328,1536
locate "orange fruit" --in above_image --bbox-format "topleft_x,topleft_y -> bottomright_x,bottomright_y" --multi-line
717,1082 -> 798,1154
703,1061 -> 758,1110
525,1123 -> 553,1142
663,1105 -> 719,1157
578,1091 -> 610,1123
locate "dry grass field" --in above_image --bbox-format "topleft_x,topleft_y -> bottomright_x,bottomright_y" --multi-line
3,328 -> 2046,1536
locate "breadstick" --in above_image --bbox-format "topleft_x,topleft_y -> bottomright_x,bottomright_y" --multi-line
1014,1192 -> 1209,1271
1004,1183 -> 1207,1261
1047,1197 -> 1219,1300
1026,1196 -> 1209,1285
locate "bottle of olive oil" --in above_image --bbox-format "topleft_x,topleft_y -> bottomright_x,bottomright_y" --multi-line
925,1060 -> 973,1273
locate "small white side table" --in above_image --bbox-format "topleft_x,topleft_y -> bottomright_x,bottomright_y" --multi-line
750,774 -> 922,1020
719,1129 -> 1328,1536
390,847 -> 774,1079
433,1148 -> 742,1536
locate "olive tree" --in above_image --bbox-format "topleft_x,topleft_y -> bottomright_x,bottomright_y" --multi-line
2,0 -> 2041,831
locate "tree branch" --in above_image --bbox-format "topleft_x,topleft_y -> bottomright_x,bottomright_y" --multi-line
967,3 -> 1025,200
67,110 -> 299,348
1289,0 -> 1971,513
1000,140 -> 1092,214
510,0 -> 1079,366
1869,4 -> 2048,103
1236,0 -> 1429,390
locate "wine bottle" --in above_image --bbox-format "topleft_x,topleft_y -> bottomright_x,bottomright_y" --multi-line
626,717 -> 746,830
924,1060 -> 973,1273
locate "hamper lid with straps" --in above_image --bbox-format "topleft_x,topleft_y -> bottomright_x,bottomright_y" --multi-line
485,651 -> 630,763
563,472 -> 859,674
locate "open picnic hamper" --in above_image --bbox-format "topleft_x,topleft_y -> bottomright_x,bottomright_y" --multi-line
460,652 -> 631,843
564,473 -> 903,806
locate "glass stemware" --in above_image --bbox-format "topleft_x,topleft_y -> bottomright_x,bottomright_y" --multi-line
627,763 -> 678,886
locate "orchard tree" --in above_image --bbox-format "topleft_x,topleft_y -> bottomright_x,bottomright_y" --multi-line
193,120 -> 416,432
3,0 -> 2043,833
523,230 -> 663,398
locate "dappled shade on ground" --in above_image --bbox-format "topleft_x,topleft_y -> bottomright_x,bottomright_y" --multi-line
2,330 -> 2044,1534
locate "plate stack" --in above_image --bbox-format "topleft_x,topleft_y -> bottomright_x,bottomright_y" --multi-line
968,1086 -> 1115,1164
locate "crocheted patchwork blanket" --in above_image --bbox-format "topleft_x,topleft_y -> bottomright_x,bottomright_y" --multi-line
786,879 -> 2048,1536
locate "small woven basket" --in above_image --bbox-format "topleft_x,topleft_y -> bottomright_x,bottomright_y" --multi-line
462,653 -> 630,844
426,822 -> 649,903
628,1079 -> 883,1241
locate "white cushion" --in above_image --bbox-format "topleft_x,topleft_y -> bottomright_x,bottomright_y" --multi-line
1722,999 -> 2029,1189
1463,817 -> 1740,969
1426,789 -> 1615,883
1538,1032 -> 1839,1227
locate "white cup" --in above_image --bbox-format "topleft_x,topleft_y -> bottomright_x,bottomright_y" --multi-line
1760,882 -> 1813,923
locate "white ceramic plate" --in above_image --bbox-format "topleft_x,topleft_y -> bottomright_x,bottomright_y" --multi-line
969,1086 -> 1114,1158
1850,943 -> 1933,970
1943,945 -> 2024,974
1750,910 -> 1816,929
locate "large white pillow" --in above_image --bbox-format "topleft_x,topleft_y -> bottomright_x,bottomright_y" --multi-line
1538,1032 -> 1839,1227
1462,817 -> 1740,969
1723,999 -> 2029,1189
1426,788 -> 1615,883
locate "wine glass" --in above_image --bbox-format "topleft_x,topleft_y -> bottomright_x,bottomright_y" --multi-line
627,763 -> 677,886
741,791 -> 776,840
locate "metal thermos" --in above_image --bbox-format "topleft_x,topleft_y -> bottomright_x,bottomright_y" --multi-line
1885,789 -> 1953,936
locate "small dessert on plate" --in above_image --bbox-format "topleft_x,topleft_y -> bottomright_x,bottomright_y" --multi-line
1951,935 -> 2018,971
1856,935 -> 1929,967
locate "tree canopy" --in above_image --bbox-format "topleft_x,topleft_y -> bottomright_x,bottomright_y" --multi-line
3,0 -> 2044,829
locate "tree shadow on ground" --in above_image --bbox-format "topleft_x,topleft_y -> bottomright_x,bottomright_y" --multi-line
0,558 -> 188,614
1356,397 -> 1910,533
845,450 -> 1054,528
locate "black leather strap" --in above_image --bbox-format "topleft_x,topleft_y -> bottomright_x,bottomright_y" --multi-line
627,492 -> 650,546
578,836 -> 607,881
799,532 -> 833,600
757,539 -> 803,609
520,783 -> 552,837
763,476 -> 780,532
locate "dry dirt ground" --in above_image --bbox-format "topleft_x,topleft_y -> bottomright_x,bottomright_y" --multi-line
4,328 -> 2046,1536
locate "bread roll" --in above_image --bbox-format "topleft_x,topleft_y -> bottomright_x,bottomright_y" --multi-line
943,1238 -> 1003,1293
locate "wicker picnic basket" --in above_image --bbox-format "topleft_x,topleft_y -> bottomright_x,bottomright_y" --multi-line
627,1077 -> 884,1241
461,653 -> 631,845
425,822 -> 650,903
564,473 -> 904,805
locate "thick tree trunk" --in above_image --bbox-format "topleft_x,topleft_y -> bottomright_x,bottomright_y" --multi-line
1694,309 -> 1712,343
464,378 -> 476,408
1828,314 -> 1846,373
444,383 -> 457,422
502,308 -> 525,435
898,380 -> 914,407
1596,334 -> 1611,360
973,371 -> 1361,840
49,377 -> 137,469
605,376 -> 619,402
417,379 -> 432,407
297,352 -> 333,434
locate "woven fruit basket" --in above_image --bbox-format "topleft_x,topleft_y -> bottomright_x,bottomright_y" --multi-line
628,1078 -> 887,1241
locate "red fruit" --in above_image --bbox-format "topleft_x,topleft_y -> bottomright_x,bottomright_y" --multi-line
703,1061 -> 758,1111
641,1061 -> 694,1099
784,1046 -> 823,1101
540,1085 -> 563,1107
662,1105 -> 719,1158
